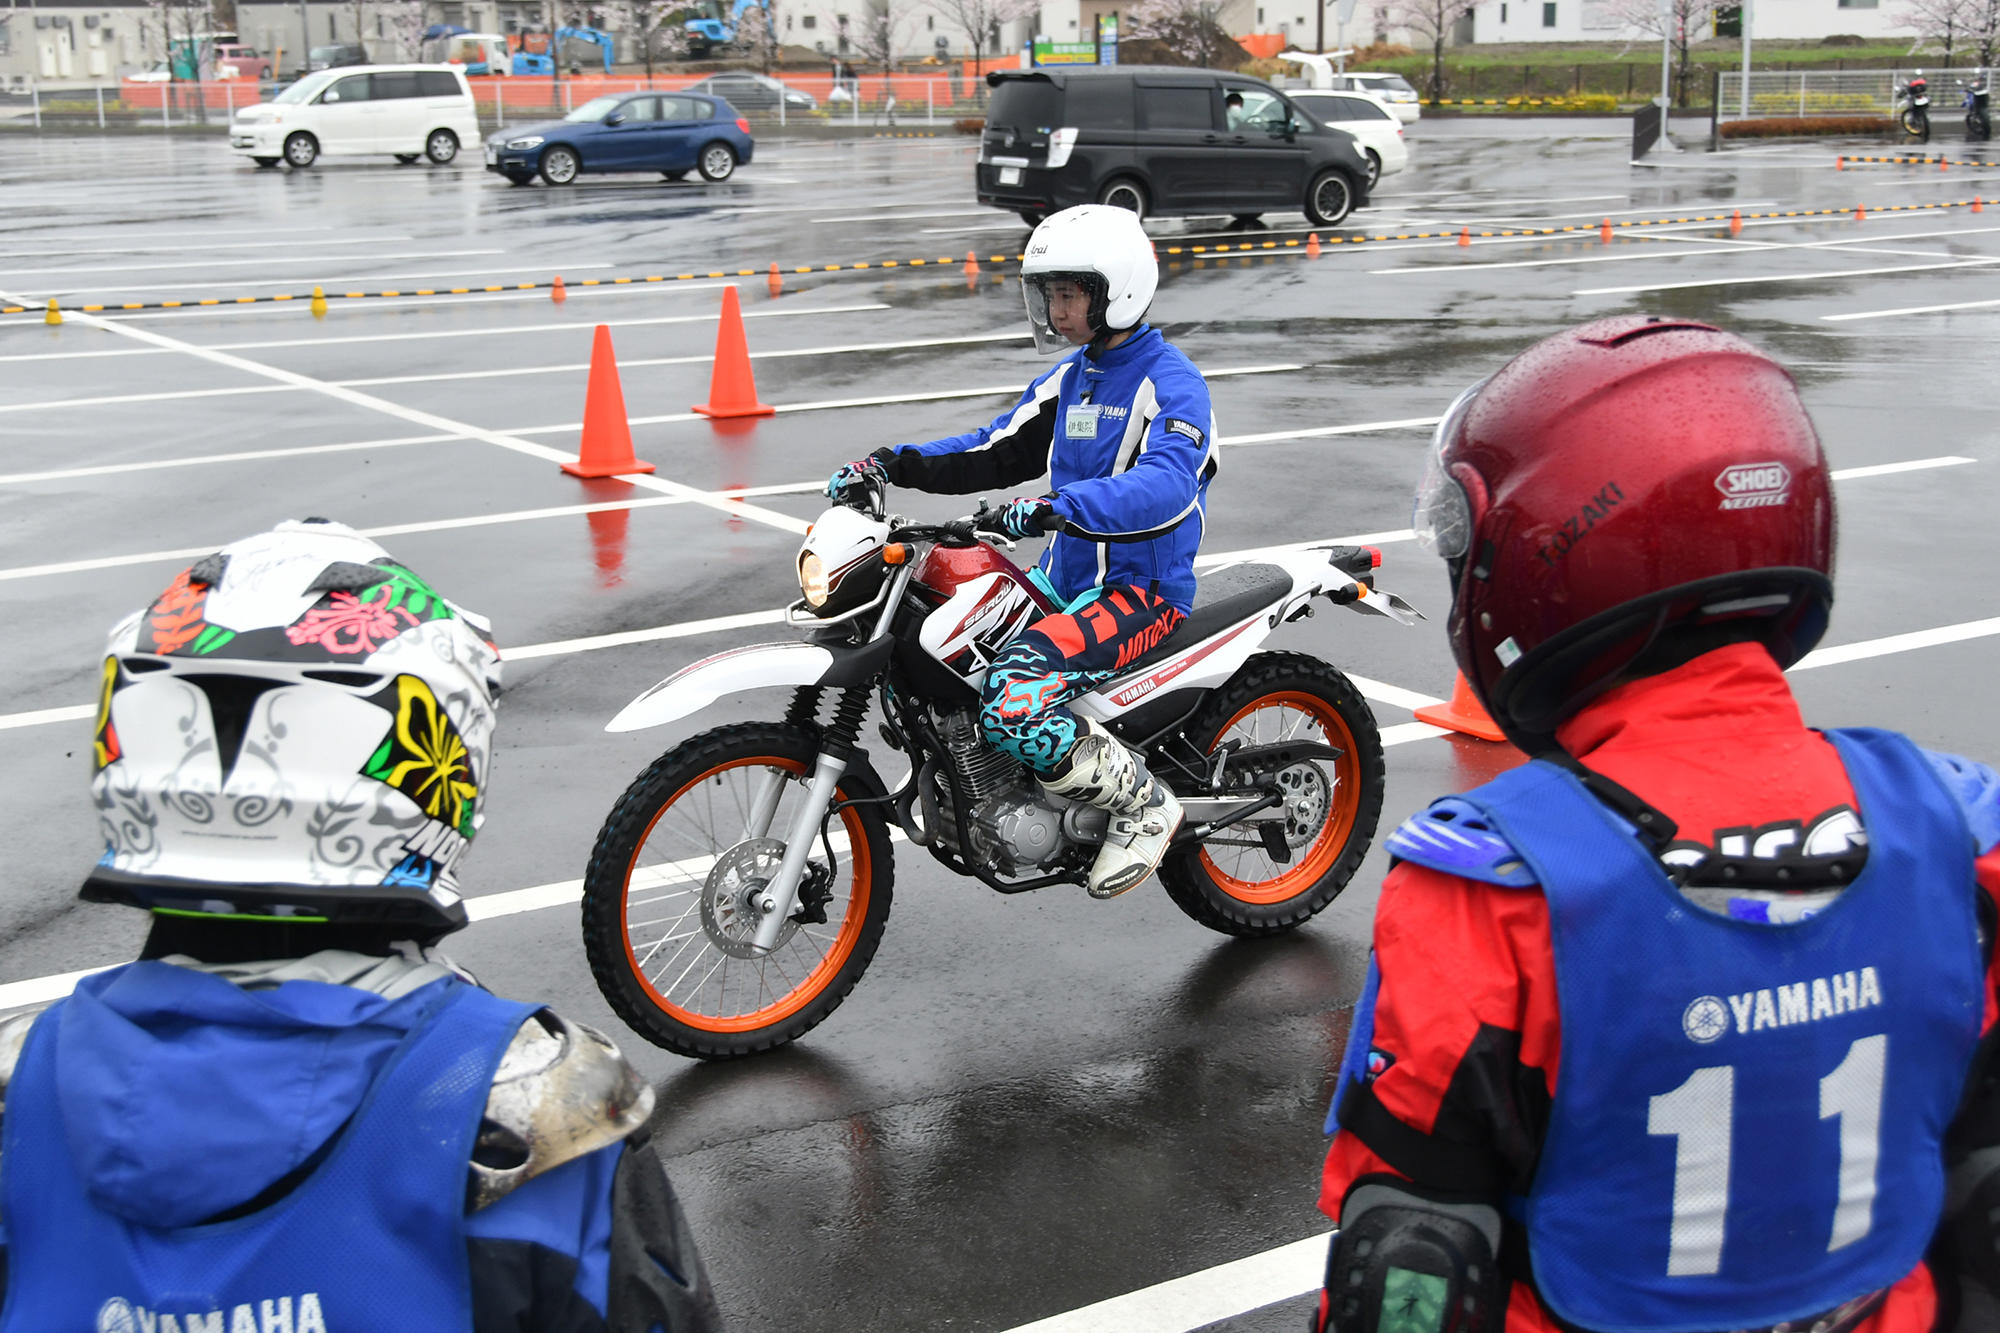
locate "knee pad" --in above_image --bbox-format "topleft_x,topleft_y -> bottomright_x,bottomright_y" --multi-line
1324,1184 -> 1506,1333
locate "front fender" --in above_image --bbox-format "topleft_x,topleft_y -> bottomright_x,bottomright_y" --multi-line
605,638 -> 890,733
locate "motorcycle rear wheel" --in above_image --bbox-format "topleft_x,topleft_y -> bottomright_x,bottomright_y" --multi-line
1902,107 -> 1930,140
1158,652 -> 1385,937
581,722 -> 894,1059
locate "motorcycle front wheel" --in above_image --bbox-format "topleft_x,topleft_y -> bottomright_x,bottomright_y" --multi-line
1158,651 -> 1385,937
581,722 -> 895,1059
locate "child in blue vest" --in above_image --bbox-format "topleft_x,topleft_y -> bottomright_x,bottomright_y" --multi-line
1314,319 -> 2000,1333
0,520 -> 720,1332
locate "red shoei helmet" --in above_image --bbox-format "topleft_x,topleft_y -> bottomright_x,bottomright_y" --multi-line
1412,316 -> 1835,752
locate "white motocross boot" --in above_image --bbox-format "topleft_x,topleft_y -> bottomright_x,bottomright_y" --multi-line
1040,718 -> 1185,899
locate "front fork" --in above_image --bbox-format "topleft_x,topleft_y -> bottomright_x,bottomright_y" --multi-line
744,686 -> 870,954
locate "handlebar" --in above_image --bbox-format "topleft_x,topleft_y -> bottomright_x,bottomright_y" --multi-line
829,483 -> 1014,548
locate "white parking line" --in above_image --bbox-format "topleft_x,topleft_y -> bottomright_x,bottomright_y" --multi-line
0,250 -> 507,279
0,237 -> 415,260
814,208 -> 991,223
0,284 -> 811,539
0,404 -> 1420,490
0,330 -> 1037,412
1574,256 -> 2000,295
0,300 -> 887,363
0,360 -> 1299,422
1823,295 -> 2000,321
998,1233 -> 1327,1333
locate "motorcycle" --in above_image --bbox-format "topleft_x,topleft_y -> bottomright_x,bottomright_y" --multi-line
1899,75 -> 1932,142
1963,77 -> 1990,142
578,482 -> 1420,1059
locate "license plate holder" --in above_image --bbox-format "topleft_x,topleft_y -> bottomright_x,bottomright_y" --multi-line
998,166 -> 1020,185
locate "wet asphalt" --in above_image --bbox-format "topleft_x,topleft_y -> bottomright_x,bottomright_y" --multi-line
1,118 -> 1997,1330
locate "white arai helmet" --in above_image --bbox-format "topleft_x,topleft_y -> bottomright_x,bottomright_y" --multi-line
85,519 -> 502,938
1020,204 -> 1160,354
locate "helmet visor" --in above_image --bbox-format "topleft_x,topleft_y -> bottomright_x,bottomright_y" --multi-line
1412,378 -> 1486,561
1021,272 -> 1108,355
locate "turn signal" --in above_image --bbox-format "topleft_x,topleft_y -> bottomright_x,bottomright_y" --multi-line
882,543 -> 908,565
1364,545 -> 1382,568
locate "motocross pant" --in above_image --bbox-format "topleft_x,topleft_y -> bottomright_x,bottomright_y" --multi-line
979,583 -> 1184,776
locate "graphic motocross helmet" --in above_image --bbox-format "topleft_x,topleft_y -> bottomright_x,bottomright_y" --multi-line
85,519 -> 502,936
1413,316 -> 1835,752
1021,204 -> 1159,354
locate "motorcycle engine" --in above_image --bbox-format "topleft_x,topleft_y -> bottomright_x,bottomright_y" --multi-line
931,707 -> 1076,875
971,788 -> 1068,873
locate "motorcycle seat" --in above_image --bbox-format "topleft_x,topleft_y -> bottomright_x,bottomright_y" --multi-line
1120,562 -> 1293,674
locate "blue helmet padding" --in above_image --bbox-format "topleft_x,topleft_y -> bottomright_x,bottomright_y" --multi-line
1384,797 -> 1540,888
1923,748 -> 2000,856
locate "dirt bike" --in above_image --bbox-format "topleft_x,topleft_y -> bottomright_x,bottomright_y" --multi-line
577,483 -> 1421,1059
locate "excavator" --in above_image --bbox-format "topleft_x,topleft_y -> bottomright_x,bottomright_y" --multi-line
685,0 -> 771,58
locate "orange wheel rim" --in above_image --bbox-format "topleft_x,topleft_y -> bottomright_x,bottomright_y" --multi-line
620,755 -> 872,1034
1197,691 -> 1361,905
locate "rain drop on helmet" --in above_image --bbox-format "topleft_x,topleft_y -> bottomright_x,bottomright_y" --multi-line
83,519 -> 503,937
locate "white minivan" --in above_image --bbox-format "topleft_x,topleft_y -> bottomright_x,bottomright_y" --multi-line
231,65 -> 481,169
1288,90 -> 1409,188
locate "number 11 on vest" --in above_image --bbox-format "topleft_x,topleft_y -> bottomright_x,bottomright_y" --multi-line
1648,1033 -> 1887,1275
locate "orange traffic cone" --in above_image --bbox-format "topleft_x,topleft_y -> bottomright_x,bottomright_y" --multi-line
767,262 -> 783,298
1413,672 -> 1508,744
1940,156 -> 1949,171
692,285 -> 775,420
1836,155 -> 1846,170
1976,196 -> 1986,214
1729,208 -> 1743,236
1306,231 -> 1321,257
963,249 -> 980,278
1854,203 -> 1866,221
562,325 -> 655,479
551,274 -> 566,304
1600,217 -> 1613,243
1457,226 -> 1471,247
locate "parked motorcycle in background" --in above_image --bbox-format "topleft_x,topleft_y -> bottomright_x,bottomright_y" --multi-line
577,482 -> 1420,1059
1899,73 -> 1933,142
1963,76 -> 1991,141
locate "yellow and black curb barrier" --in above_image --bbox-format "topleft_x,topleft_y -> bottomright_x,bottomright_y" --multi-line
1429,96 -> 1599,108
9,195 -> 1989,318
1838,154 -> 1999,169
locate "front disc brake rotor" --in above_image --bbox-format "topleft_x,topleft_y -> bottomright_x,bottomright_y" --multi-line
1274,762 -> 1331,849
700,838 -> 795,959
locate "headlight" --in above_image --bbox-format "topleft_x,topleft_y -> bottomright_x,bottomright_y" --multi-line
505,135 -> 544,149
799,552 -> 828,606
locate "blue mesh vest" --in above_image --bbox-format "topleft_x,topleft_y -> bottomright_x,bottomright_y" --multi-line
1458,728 -> 1984,1333
1,971 -> 533,1332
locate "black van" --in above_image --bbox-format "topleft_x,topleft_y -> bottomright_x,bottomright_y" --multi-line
976,66 -> 1372,228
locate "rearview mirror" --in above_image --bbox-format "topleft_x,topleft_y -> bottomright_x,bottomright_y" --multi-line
606,111 -> 625,125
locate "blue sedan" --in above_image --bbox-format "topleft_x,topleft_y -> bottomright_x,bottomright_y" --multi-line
483,91 -> 755,186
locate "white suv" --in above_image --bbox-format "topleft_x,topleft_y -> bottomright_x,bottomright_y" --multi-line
231,65 -> 480,169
